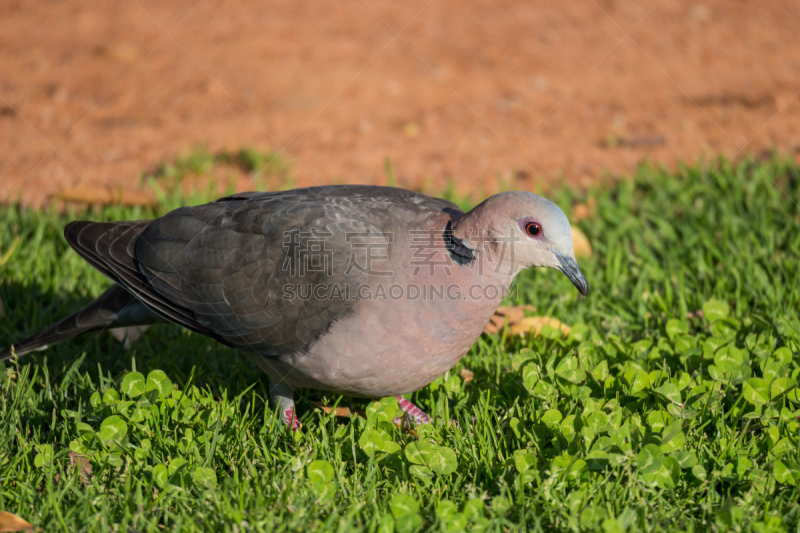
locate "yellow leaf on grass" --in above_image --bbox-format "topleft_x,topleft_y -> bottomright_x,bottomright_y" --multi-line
571,227 -> 593,259
53,183 -> 155,207
483,305 -> 537,334
508,316 -> 571,337
0,511 -> 34,533
311,402 -> 364,419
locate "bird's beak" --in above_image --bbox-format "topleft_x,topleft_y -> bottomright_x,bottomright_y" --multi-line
555,251 -> 589,296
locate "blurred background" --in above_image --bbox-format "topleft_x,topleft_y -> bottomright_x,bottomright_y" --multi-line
1,0 -> 799,206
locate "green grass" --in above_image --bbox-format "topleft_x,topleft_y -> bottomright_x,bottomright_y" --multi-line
2,154 -> 800,532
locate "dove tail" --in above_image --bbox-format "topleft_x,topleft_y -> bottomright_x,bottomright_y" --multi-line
0,284 -> 160,361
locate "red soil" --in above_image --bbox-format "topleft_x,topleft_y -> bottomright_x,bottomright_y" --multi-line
1,0 -> 799,206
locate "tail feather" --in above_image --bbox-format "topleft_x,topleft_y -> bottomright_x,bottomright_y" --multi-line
1,284 -> 161,361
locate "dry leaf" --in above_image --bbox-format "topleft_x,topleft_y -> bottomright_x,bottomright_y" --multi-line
483,316 -> 502,335
0,511 -> 34,533
69,452 -> 93,484
460,368 -> 474,384
483,305 -> 537,334
572,198 -> 596,222
483,320 -> 499,335
494,306 -> 525,324
55,452 -> 93,485
571,227 -> 593,259
311,401 -> 364,419
508,316 -> 571,337
53,183 -> 155,207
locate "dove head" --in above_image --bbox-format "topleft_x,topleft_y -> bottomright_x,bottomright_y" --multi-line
450,191 -> 588,296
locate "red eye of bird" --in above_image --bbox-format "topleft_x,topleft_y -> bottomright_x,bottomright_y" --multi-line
525,221 -> 542,237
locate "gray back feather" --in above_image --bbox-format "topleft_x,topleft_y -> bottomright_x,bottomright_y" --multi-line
65,186 -> 461,356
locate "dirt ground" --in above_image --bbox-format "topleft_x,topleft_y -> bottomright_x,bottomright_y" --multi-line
1,0 -> 799,206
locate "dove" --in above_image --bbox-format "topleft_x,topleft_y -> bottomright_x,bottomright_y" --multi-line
1,186 -> 587,429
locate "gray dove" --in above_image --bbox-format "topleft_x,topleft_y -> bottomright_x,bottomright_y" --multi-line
0,186 -> 587,429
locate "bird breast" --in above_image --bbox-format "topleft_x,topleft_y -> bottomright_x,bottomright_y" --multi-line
261,267 -> 510,398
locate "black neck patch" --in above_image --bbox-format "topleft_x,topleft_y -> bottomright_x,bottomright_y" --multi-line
444,220 -> 477,265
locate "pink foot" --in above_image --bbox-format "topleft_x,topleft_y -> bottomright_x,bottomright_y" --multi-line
393,396 -> 431,426
283,406 -> 302,431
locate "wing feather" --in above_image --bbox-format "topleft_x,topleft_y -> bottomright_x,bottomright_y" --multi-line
64,186 -> 462,356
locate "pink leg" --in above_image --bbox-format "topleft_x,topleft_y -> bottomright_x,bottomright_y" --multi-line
282,406 -> 302,431
270,382 -> 301,431
394,396 -> 431,426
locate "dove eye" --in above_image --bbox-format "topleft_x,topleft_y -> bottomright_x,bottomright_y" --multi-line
524,221 -> 542,238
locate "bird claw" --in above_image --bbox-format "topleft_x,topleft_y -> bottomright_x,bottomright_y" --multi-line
282,406 -> 302,431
